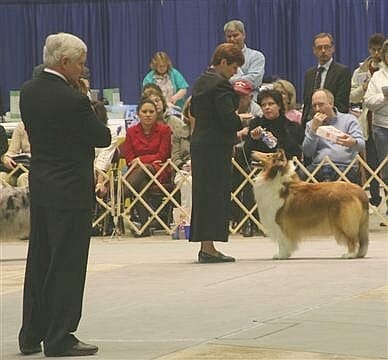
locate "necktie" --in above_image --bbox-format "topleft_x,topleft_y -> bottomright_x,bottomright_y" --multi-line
314,67 -> 325,90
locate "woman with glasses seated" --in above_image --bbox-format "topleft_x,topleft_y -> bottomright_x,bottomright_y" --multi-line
173,97 -> 194,214
233,89 -> 304,237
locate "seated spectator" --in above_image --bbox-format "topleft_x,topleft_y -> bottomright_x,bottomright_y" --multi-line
143,87 -> 190,139
273,79 -> 302,124
233,89 -> 304,236
173,97 -> 194,213
120,98 -> 171,237
181,96 -> 195,133
143,51 -> 189,109
0,122 -> 30,187
301,89 -> 365,183
142,83 -> 164,97
93,101 -> 118,197
233,80 -> 262,144
233,80 -> 263,140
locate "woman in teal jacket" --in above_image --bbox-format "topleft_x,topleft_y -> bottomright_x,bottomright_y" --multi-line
143,51 -> 189,109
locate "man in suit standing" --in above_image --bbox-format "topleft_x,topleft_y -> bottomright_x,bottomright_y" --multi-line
18,33 -> 111,357
302,33 -> 351,127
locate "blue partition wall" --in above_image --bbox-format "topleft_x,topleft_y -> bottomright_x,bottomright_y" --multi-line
0,0 -> 387,112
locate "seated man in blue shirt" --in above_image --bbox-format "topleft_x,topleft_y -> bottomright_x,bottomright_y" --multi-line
224,20 -> 265,96
301,89 -> 365,183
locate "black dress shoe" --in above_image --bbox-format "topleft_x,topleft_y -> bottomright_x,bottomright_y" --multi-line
242,221 -> 253,237
20,344 -> 42,355
45,341 -> 98,357
198,250 -> 235,263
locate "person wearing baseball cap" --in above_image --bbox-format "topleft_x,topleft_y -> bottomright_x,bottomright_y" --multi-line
233,80 -> 262,129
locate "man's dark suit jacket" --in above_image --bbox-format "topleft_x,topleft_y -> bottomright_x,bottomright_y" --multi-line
20,71 -> 111,209
302,61 -> 351,127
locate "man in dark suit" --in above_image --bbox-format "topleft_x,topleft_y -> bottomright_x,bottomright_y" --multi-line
302,33 -> 351,127
18,33 -> 111,357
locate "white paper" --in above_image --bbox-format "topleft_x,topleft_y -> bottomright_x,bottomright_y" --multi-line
316,125 -> 345,143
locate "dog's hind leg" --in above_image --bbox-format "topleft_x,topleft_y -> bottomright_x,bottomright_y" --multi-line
333,202 -> 368,259
341,245 -> 359,259
334,229 -> 359,259
357,210 -> 369,258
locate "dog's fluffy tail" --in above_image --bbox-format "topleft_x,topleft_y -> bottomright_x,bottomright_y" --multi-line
357,206 -> 369,258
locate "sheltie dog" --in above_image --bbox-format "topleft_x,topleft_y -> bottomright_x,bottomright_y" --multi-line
251,149 -> 369,260
0,185 -> 30,239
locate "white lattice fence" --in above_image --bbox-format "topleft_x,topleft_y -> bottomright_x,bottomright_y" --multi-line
91,167 -> 116,235
115,155 -> 387,235
294,155 -> 387,225
118,159 -> 189,236
5,156 -> 385,236
0,163 -> 29,187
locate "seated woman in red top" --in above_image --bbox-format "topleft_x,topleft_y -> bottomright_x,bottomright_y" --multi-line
120,98 -> 172,236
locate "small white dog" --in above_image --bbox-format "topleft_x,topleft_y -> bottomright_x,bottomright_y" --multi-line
251,150 -> 369,260
0,185 -> 30,239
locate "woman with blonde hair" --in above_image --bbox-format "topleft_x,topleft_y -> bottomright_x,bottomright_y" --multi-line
143,51 -> 189,109
273,79 -> 302,124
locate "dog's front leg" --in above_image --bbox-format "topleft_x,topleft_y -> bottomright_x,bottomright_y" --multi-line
272,232 -> 293,260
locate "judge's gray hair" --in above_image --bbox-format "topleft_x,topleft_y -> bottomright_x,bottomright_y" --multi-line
224,20 -> 245,34
43,32 -> 87,67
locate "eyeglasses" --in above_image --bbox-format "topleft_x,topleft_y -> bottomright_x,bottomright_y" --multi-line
315,45 -> 333,51
369,47 -> 381,53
